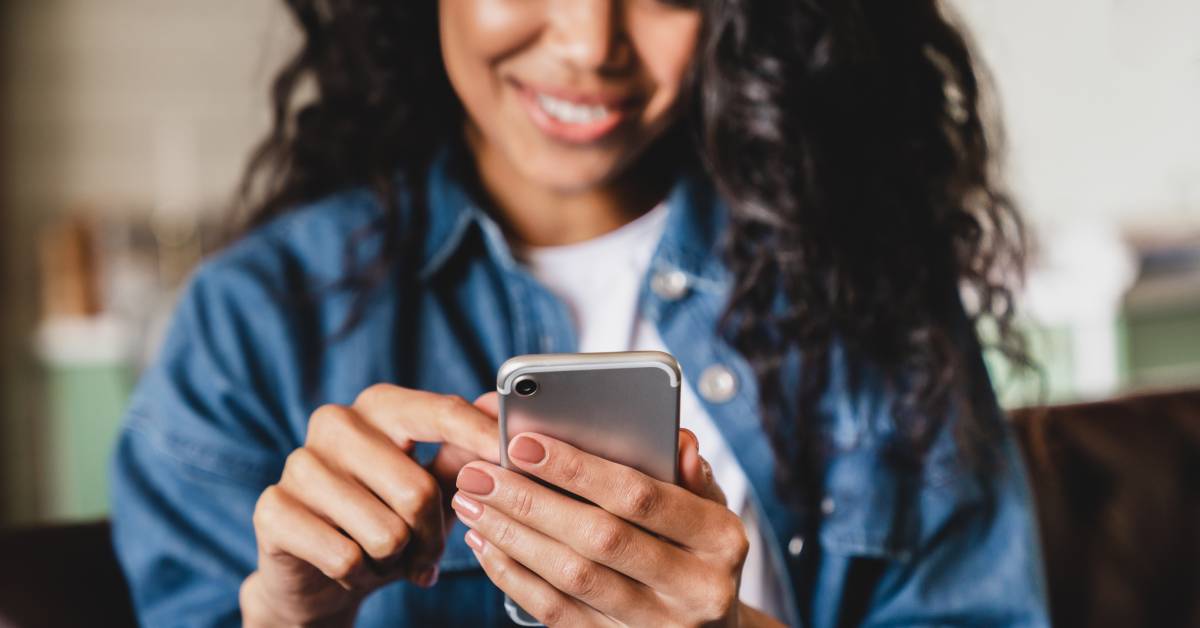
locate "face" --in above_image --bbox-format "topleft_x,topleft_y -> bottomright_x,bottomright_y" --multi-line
439,0 -> 702,193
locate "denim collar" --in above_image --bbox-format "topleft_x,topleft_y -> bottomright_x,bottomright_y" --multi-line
415,142 -> 730,291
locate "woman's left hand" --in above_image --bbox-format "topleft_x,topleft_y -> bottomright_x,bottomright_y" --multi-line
450,397 -> 777,627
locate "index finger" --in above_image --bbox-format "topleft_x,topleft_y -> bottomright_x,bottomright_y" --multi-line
353,385 -> 500,463
504,433 -> 733,551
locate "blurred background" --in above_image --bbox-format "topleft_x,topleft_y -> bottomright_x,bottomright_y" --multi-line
0,0 -> 1197,529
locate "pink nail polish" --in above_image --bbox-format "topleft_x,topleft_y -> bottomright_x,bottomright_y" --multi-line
465,529 -> 485,551
457,466 -> 495,495
452,492 -> 483,520
508,435 -> 546,464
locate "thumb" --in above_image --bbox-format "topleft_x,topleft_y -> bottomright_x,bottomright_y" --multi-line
429,392 -> 501,525
678,429 -> 726,506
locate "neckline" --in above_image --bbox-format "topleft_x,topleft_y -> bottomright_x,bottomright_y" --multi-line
517,202 -> 670,267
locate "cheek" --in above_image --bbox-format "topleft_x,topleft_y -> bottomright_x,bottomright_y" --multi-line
628,13 -> 702,123
439,0 -> 538,122
449,0 -> 537,51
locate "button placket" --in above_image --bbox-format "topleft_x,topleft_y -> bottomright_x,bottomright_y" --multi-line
649,264 -> 802,627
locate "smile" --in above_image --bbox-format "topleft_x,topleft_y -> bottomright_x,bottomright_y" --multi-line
514,81 -> 632,144
535,92 -> 613,125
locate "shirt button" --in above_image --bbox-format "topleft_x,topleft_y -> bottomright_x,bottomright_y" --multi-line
651,269 -> 689,301
787,535 -> 805,557
698,365 -> 738,403
820,497 -> 836,515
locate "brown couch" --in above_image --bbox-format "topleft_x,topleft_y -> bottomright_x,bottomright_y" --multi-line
1,389 -> 1197,627
1011,389 -> 1200,628
0,520 -> 136,628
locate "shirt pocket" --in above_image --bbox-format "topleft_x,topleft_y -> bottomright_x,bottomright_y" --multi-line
818,447 -> 920,562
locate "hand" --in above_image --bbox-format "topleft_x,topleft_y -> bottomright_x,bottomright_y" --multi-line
241,385 -> 500,626
451,416 -> 782,627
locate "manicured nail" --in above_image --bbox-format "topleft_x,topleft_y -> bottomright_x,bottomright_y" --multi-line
457,466 -> 494,495
415,565 -> 440,588
509,435 -> 546,464
465,529 -> 485,551
452,492 -> 483,520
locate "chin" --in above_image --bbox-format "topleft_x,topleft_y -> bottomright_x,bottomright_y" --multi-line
518,152 -> 628,194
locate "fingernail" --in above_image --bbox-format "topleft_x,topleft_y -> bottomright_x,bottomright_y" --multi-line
465,529 -> 485,551
457,466 -> 494,495
415,565 -> 440,588
508,435 -> 546,464
452,492 -> 483,520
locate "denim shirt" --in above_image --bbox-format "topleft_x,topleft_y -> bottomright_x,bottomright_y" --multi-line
109,149 -> 1050,627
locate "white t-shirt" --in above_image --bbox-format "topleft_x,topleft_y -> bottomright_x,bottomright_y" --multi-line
517,203 -> 787,621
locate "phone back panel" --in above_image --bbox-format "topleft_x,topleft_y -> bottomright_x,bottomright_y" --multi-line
498,351 -> 681,485
496,352 -> 681,625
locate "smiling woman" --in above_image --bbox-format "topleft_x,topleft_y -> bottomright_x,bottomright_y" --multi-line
108,1 -> 1050,627
440,0 -> 702,247
441,1 -> 697,181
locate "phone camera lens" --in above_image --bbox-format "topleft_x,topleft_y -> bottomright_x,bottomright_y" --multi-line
514,377 -> 538,397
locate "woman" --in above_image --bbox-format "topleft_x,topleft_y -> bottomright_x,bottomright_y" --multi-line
110,1 -> 1049,626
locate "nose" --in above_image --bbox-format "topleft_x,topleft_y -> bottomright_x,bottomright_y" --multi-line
546,0 -> 628,71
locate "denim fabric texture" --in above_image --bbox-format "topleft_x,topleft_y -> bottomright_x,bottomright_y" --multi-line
109,147 -> 1051,627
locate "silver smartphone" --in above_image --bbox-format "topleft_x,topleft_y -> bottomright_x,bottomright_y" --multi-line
496,351 -> 682,626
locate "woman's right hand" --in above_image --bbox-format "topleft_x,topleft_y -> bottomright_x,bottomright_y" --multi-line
240,385 -> 500,626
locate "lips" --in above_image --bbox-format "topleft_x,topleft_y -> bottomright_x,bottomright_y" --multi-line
512,80 -> 637,144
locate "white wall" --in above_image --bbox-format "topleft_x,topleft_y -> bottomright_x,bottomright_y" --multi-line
953,0 -> 1200,231
0,0 -> 292,523
1,1 -> 293,218
951,0 -> 1200,400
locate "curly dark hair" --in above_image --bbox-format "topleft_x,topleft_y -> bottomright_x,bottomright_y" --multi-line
240,0 -> 1030,517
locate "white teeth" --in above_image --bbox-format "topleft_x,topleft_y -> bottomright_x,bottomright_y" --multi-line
535,92 -> 612,124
